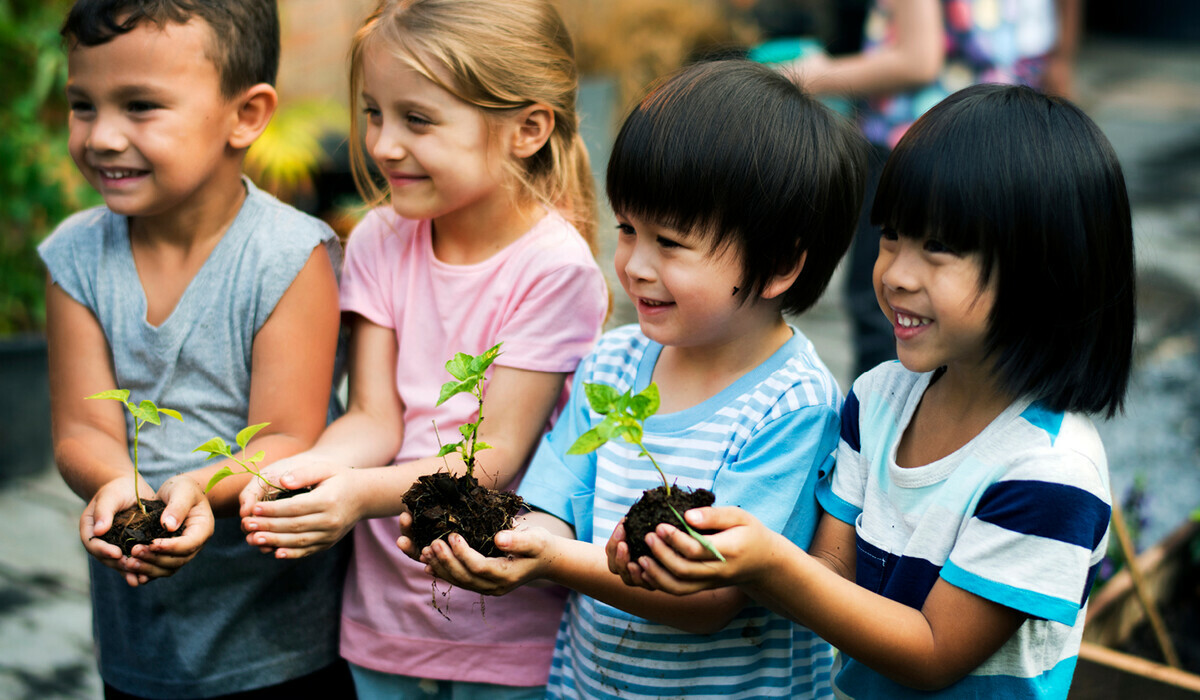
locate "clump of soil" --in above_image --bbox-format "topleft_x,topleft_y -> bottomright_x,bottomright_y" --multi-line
98,500 -> 180,556
624,485 -> 715,562
269,485 -> 313,501
402,472 -> 524,557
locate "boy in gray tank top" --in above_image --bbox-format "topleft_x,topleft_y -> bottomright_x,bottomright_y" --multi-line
38,1 -> 351,697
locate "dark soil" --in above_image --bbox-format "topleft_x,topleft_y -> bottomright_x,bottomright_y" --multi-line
97,499 -> 180,556
402,472 -> 524,558
269,485 -> 313,501
1120,543 -> 1200,674
624,485 -> 715,562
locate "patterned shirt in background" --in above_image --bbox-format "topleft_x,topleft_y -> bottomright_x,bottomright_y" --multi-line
859,0 -> 1054,148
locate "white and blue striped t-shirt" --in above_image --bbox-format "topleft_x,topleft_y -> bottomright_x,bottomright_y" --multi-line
818,362 -> 1112,699
518,324 -> 842,699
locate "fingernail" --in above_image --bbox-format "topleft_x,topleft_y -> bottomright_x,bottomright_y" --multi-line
163,515 -> 177,530
253,506 -> 263,515
495,532 -> 510,547
246,521 -> 258,531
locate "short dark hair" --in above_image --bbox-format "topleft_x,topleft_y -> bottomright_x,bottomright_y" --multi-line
872,83 -> 1135,417
61,0 -> 279,99
606,59 -> 868,315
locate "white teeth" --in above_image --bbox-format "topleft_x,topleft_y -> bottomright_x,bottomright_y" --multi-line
100,169 -> 140,179
897,313 -> 930,328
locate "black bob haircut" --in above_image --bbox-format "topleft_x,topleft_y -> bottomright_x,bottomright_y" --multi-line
872,83 -> 1135,417
61,0 -> 280,99
606,59 -> 868,316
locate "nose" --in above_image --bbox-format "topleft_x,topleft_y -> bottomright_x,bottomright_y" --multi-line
85,110 -> 127,154
878,240 -> 919,293
620,234 -> 656,285
368,119 -> 407,165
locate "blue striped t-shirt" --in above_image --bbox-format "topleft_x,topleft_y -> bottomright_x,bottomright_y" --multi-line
818,362 -> 1112,699
519,324 -> 841,699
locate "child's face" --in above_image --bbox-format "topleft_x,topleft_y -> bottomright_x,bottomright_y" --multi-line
614,214 -> 752,350
873,229 -> 996,375
360,44 -> 515,228
66,19 -> 241,221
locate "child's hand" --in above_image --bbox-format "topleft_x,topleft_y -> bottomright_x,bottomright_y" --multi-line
604,519 -> 652,588
80,475 -> 157,586
416,525 -> 561,596
239,460 -> 361,559
125,475 -> 214,583
395,509 -> 420,561
634,506 -> 776,596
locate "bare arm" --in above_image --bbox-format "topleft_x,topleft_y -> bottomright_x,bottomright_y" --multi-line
46,278 -> 213,585
196,245 -> 341,515
786,0 -> 944,97
241,325 -> 569,558
641,508 -> 1025,689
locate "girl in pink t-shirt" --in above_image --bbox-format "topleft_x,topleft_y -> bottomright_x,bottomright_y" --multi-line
236,1 -> 607,697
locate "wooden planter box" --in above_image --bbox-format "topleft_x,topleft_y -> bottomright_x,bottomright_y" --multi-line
1069,519 -> 1200,699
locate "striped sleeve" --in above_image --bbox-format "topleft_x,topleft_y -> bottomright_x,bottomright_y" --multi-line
941,452 -> 1111,625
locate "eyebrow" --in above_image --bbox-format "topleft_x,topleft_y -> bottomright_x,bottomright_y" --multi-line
65,83 -> 173,101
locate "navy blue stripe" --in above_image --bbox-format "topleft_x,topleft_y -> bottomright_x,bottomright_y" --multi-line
975,480 -> 1110,549
1081,560 -> 1102,607
840,389 -> 861,452
855,535 -> 942,611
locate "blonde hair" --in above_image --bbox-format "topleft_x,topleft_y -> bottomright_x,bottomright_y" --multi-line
348,0 -> 597,250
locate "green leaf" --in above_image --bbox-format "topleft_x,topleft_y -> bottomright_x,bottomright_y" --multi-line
630,383 -> 660,420
205,466 -> 235,493
437,443 -> 461,458
583,383 -> 620,415
458,424 -> 475,440
444,352 -> 474,381
468,344 -> 502,374
248,450 -> 265,465
437,378 -> 474,406
86,389 -> 130,402
667,503 -> 726,562
614,422 -> 643,445
132,400 -> 161,425
236,422 -> 270,450
475,441 -> 492,452
567,425 -> 609,455
193,437 -> 231,459
158,408 -> 184,422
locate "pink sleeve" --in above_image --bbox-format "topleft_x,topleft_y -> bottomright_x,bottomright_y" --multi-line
496,257 -> 607,374
339,210 -> 397,329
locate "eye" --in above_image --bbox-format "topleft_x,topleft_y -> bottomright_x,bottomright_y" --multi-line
656,235 -> 682,249
616,222 -> 635,237
406,112 -> 433,128
127,100 -> 159,114
68,100 -> 96,117
923,238 -> 957,255
880,227 -> 899,241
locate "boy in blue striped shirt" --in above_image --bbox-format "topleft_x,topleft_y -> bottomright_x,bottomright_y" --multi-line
401,59 -> 868,698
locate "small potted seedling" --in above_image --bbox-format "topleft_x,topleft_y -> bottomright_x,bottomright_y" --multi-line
568,382 -> 724,563
85,389 -> 184,555
194,422 -> 300,499
402,343 -> 525,558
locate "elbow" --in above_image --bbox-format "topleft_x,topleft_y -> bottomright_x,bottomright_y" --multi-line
888,659 -> 970,692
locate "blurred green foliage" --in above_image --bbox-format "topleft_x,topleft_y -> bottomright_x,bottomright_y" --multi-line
0,0 -> 101,334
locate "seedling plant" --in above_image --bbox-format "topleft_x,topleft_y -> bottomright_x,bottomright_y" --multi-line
402,343 -> 525,559
194,421 -> 288,495
84,389 -> 183,554
85,389 -> 183,515
568,382 -> 724,562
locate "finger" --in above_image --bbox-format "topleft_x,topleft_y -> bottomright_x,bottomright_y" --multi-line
654,522 -> 711,561
396,535 -> 421,560
636,553 -> 700,596
682,505 -> 749,531
245,528 -> 334,553
276,462 -> 338,492
80,513 -> 122,560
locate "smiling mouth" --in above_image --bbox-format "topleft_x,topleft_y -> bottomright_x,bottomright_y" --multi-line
97,168 -> 147,180
895,311 -> 931,328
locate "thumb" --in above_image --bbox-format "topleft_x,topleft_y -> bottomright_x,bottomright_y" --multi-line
493,528 -> 542,557
278,461 -> 337,491
684,505 -> 750,530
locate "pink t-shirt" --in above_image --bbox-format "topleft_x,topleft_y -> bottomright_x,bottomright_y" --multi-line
337,207 -> 607,686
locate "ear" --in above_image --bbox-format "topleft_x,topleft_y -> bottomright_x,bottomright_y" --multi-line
509,103 -> 554,159
228,83 -> 278,150
760,250 -> 807,300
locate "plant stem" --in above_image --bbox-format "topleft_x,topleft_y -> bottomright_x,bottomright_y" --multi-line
132,420 -> 147,515
635,438 -> 670,496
